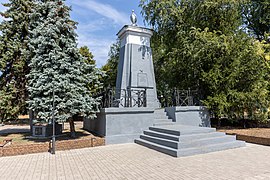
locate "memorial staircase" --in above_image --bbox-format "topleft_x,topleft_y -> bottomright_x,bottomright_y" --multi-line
135,109 -> 245,157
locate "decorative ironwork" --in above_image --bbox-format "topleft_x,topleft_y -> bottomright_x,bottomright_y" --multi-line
158,88 -> 202,107
96,87 -> 147,108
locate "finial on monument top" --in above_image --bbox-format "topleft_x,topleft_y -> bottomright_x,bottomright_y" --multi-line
130,10 -> 137,26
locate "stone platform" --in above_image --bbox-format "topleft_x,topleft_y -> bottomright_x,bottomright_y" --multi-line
135,108 -> 245,157
135,124 -> 245,157
85,108 -> 245,157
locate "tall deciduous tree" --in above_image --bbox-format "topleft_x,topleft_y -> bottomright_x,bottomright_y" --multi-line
0,0 -> 33,121
27,0 -> 102,137
140,0 -> 244,92
101,40 -> 120,88
242,0 -> 270,41
140,0 -> 270,122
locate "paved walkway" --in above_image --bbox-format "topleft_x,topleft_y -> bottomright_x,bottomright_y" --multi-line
0,143 -> 270,180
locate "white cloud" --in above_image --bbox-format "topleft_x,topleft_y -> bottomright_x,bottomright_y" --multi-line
70,0 -> 129,25
74,18 -> 118,67
77,19 -> 106,33
67,0 -> 127,67
77,33 -> 115,68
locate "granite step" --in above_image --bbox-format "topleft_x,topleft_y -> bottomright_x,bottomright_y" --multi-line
179,135 -> 237,149
136,117 -> 245,157
144,130 -> 180,141
179,132 -> 226,142
154,115 -> 170,119
144,130 -> 226,142
149,125 -> 216,136
135,138 -> 178,157
177,141 -> 246,157
140,133 -> 238,149
153,122 -> 176,126
140,134 -> 179,149
135,138 -> 245,157
153,119 -> 173,123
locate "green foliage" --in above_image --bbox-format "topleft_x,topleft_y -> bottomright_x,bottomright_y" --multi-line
0,86 -> 20,123
27,0 -> 102,123
140,0 -> 245,91
0,0 -> 33,121
140,0 -> 270,122
79,46 -> 95,65
79,46 -> 104,94
140,0 -> 243,35
196,31 -> 270,121
101,40 -> 120,87
242,0 -> 270,41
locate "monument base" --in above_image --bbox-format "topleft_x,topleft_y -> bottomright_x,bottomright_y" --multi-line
83,108 -> 155,144
165,106 -> 211,127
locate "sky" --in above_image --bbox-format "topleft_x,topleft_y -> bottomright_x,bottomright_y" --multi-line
0,0 -> 145,67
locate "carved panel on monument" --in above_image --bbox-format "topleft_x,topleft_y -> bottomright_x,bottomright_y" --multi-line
137,73 -> 148,87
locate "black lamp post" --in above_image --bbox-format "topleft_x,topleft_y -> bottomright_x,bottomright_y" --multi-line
51,86 -> 56,154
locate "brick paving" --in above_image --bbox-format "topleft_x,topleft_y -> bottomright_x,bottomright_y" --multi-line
0,143 -> 270,180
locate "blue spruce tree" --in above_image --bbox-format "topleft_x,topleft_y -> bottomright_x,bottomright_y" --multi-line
27,0 -> 102,137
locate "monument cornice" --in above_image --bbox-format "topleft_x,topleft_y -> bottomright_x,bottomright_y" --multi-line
117,25 -> 153,39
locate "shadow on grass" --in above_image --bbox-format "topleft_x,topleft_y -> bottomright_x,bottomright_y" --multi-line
0,128 -> 99,144
0,128 -> 30,135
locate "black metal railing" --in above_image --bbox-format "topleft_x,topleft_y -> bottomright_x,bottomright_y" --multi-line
158,88 -> 202,107
96,87 -> 147,108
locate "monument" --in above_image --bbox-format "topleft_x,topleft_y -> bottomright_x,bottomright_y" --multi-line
83,11 -> 158,144
84,11 -> 245,156
115,10 -> 159,108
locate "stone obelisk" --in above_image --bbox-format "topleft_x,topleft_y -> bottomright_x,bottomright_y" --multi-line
116,10 -> 159,108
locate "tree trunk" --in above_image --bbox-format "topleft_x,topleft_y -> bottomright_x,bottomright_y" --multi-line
243,119 -> 247,129
217,118 -> 221,128
0,113 -> 5,125
69,115 -> 77,138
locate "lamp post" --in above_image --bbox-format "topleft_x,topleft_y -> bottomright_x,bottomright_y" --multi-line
51,86 -> 56,154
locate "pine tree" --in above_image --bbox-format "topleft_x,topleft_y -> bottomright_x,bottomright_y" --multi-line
79,46 -> 104,94
27,0 -> 102,137
79,46 -> 95,65
0,0 -> 33,121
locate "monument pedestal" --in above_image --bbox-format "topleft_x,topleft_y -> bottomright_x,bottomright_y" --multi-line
165,106 -> 211,127
84,108 -> 155,144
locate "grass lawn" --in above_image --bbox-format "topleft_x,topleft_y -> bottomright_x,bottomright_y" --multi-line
0,122 -> 95,145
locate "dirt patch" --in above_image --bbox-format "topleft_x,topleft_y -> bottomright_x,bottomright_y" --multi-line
218,128 -> 270,138
218,128 -> 270,146
0,136 -> 105,157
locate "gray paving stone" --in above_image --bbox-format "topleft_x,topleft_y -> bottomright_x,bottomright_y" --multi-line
0,143 -> 270,180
